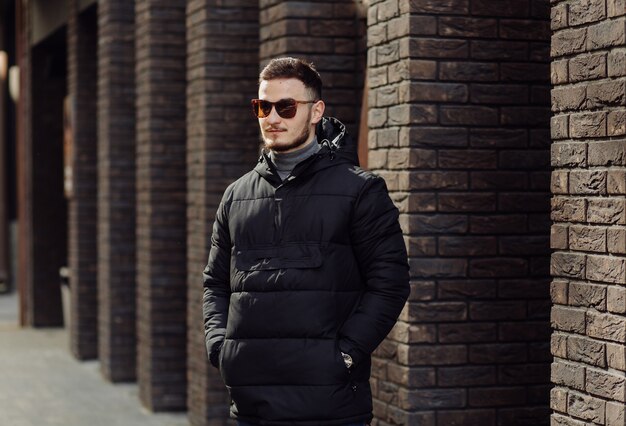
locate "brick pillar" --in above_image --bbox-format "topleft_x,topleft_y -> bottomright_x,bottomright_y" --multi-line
186,1 -> 260,424
67,0 -> 98,360
550,2 -> 626,425
97,0 -> 137,380
367,1 -> 553,425
15,2 -> 33,326
136,0 -> 187,411
15,0 -> 31,326
259,0 -> 367,134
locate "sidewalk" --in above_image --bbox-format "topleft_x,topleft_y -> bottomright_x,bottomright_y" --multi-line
0,291 -> 189,426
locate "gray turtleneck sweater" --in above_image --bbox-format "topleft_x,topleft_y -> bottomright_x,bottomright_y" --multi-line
269,137 -> 321,181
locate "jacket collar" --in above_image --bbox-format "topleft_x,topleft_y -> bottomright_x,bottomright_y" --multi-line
253,117 -> 357,185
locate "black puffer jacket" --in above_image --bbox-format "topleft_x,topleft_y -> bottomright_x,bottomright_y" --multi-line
203,117 -> 410,425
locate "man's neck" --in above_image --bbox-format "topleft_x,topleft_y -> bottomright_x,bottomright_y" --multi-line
274,135 -> 316,156
269,137 -> 320,180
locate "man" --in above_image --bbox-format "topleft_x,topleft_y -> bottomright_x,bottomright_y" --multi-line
203,57 -> 409,426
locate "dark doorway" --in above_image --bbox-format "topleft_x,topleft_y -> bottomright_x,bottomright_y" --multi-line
28,25 -> 67,326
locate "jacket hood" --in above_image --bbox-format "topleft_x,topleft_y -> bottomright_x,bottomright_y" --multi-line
254,116 -> 358,185
315,116 -> 359,165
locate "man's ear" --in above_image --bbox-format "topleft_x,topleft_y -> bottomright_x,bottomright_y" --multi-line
310,100 -> 325,125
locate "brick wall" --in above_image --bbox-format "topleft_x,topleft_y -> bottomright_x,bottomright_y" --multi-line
0,10 -> 9,291
259,0 -> 367,135
550,1 -> 626,425
185,1 -> 260,424
97,0 -> 137,381
367,1 -> 553,424
135,0 -> 188,412
15,0 -> 30,326
23,1 -> 621,425
67,0 -> 98,360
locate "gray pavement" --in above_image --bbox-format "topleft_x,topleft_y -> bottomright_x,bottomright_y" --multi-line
0,291 -> 189,426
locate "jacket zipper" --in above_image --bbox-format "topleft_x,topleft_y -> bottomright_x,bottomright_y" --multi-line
273,197 -> 282,245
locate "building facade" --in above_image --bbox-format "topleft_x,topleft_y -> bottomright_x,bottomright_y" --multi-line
3,0 -> 624,425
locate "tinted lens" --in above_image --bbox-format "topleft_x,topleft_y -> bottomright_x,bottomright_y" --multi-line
274,99 -> 298,119
251,99 -> 300,119
251,99 -> 272,118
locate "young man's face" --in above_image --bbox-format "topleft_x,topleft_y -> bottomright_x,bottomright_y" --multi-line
257,78 -> 324,153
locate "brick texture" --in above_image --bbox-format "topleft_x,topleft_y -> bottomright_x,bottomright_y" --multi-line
368,0 -> 552,425
185,0 -> 260,424
24,1 -> 626,425
15,0 -> 30,327
259,0 -> 367,136
550,0 -> 626,424
97,0 -> 137,381
135,0 -> 188,412
67,0 -> 98,360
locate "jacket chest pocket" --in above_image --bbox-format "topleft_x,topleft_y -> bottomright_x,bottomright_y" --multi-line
234,244 -> 322,271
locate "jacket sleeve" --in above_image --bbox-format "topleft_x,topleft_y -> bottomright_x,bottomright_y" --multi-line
339,175 -> 410,366
202,189 -> 233,368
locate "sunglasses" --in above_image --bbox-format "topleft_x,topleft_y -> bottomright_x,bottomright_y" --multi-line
251,98 -> 317,119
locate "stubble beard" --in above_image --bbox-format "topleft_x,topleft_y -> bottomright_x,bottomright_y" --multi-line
264,111 -> 313,153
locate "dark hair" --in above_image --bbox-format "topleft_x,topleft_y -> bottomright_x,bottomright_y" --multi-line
259,57 -> 322,100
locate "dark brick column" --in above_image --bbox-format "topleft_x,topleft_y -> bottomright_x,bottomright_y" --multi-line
259,0 -> 367,134
15,0 -> 33,326
367,1 -> 553,425
67,0 -> 98,360
186,1 -> 259,424
135,0 -> 187,411
550,2 -> 626,425
97,0 -> 137,380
